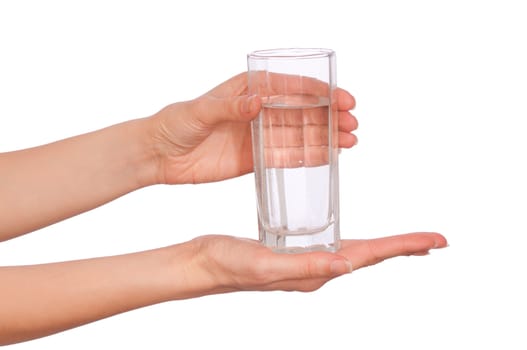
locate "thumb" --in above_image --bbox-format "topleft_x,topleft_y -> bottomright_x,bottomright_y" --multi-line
191,95 -> 261,126
268,252 -> 353,280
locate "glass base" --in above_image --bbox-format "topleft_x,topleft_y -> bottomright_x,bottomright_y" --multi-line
260,222 -> 340,253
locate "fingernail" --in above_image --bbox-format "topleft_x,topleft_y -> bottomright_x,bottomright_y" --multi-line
330,259 -> 353,275
243,95 -> 257,114
412,250 -> 430,256
433,240 -> 449,249
242,97 -> 251,114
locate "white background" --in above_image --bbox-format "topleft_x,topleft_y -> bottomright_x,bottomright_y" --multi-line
1,0 -> 526,348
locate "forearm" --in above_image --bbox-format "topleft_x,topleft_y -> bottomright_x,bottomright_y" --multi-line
0,117 -> 158,240
0,242 -> 205,345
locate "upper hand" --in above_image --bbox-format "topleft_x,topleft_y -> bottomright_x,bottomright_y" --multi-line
147,73 -> 358,184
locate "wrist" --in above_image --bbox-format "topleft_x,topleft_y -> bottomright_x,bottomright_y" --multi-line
159,239 -> 223,301
126,116 -> 164,188
139,103 -> 189,186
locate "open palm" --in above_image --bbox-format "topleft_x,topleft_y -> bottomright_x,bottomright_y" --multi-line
189,232 -> 448,294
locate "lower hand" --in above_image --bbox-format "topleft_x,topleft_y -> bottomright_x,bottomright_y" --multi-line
184,232 -> 447,295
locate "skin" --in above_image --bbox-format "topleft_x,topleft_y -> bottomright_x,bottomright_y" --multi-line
0,73 -> 447,345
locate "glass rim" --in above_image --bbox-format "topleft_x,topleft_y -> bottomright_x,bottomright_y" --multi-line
248,48 -> 334,60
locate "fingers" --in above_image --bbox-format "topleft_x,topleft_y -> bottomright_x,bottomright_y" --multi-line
259,133 -> 356,168
263,128 -> 355,149
338,110 -> 359,148
336,88 -> 356,110
338,131 -> 358,148
249,71 -> 331,98
211,72 -> 355,112
190,94 -> 261,126
257,100 -> 357,167
263,146 -> 331,168
262,99 -> 330,126
206,72 -> 249,96
335,90 -> 357,147
339,232 -> 448,270
249,72 -> 356,112
266,232 -> 447,291
339,111 -> 358,132
257,232 -> 446,286
256,251 -> 352,284
198,72 -> 356,131
263,125 -> 329,148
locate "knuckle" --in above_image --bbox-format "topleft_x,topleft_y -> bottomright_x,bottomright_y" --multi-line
303,258 -> 323,279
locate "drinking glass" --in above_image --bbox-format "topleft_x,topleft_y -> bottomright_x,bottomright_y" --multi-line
248,48 -> 340,253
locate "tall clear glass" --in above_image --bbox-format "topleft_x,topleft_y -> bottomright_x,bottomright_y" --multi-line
248,48 -> 340,253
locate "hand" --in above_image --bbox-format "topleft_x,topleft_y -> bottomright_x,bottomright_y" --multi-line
186,232 -> 448,294
148,73 -> 358,184
0,232 -> 446,345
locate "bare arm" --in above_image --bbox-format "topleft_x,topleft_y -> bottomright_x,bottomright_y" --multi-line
0,242 -> 188,345
0,118 -> 158,240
